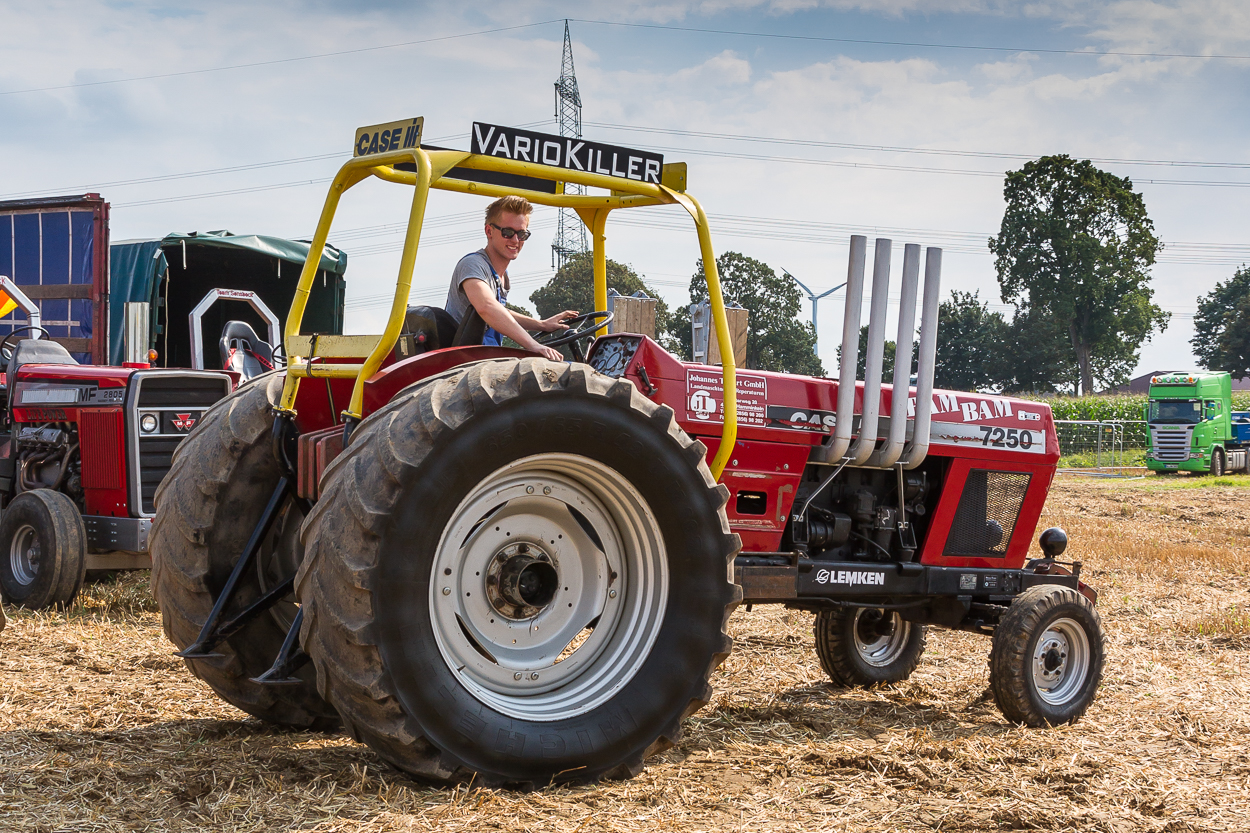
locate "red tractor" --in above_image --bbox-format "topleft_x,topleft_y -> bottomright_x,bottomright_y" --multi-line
152,118 -> 1105,787
0,276 -> 233,609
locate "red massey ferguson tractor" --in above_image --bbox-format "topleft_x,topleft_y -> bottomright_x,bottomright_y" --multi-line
152,118 -> 1105,787
0,276 -> 232,609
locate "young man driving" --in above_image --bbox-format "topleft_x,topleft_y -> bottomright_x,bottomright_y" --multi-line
445,195 -> 576,362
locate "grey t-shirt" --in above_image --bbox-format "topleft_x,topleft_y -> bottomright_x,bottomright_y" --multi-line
446,249 -> 507,323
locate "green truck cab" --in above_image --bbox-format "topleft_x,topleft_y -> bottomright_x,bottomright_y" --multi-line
1146,371 -> 1250,475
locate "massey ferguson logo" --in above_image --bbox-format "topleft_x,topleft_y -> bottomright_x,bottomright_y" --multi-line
815,569 -> 886,586
171,413 -> 197,431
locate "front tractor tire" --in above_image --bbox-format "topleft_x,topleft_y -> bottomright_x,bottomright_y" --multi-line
150,373 -> 338,730
297,358 -> 741,787
0,489 -> 87,610
814,607 -> 927,687
989,585 -> 1105,727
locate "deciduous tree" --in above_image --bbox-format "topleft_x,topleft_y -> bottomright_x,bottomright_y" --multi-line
989,155 -> 1168,394
672,252 -> 824,376
1192,265 -> 1250,379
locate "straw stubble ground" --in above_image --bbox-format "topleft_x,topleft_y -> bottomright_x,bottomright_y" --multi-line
2,475 -> 1249,832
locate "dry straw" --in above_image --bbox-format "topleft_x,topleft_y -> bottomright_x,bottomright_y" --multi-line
2,475 -> 1249,831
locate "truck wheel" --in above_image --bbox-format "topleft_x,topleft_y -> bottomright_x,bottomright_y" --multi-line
814,607 -> 926,686
1210,449 -> 1225,477
151,373 -> 339,730
989,585 -> 1105,727
0,489 -> 86,610
297,358 -> 740,786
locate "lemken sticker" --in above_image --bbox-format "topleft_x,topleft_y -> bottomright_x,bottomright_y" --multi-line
354,117 -> 423,157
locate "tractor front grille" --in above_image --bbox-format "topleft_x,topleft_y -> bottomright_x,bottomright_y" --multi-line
943,469 -> 1031,558
1150,426 -> 1193,462
127,372 -> 233,517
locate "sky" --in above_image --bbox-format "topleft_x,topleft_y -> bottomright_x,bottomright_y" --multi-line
2,0 -> 1248,383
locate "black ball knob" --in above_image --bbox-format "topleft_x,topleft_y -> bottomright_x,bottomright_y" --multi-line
1038,527 -> 1068,558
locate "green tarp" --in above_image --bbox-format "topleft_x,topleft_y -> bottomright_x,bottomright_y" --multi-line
109,231 -> 347,366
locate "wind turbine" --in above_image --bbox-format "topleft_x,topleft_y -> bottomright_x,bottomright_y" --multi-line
784,270 -> 846,356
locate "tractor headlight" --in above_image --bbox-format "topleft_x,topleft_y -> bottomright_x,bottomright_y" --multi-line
140,413 -> 159,433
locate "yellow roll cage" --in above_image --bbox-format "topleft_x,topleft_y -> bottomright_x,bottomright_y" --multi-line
278,144 -> 738,479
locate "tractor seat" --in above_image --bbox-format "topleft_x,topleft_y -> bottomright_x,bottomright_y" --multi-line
402,305 -> 459,353
219,320 -> 275,380
7,338 -> 78,382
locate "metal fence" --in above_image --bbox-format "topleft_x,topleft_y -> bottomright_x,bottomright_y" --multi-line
1054,420 -> 1148,470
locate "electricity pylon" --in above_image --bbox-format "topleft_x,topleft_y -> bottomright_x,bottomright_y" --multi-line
551,19 -> 588,270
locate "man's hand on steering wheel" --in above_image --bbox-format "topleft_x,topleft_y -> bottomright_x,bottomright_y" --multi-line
533,311 -> 614,362
537,309 -> 579,333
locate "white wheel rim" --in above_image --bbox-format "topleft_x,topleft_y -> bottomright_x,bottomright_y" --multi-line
9,523 -> 39,586
1031,617 -> 1092,705
429,453 -> 668,721
852,608 -> 912,667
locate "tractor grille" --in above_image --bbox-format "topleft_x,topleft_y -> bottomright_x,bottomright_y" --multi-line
1150,426 -> 1193,461
128,372 -> 233,517
943,469 -> 1032,558
137,437 -> 182,514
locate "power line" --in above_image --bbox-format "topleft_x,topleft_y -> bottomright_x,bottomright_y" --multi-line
0,22 -> 562,97
585,122 -> 1250,171
569,18 -> 1250,61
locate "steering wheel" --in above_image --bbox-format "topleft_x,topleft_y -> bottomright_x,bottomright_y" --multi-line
535,311 -> 614,362
0,325 -> 53,364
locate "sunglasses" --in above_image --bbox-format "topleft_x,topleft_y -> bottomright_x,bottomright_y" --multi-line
490,222 -> 532,241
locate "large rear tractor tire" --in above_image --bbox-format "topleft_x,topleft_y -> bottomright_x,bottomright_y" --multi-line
297,358 -> 741,787
0,489 -> 87,610
150,373 -> 339,730
814,607 -> 926,687
989,585 -> 1105,727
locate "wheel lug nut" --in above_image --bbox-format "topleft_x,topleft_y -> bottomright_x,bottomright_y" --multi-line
608,589 -> 617,599
543,486 -> 552,495
442,587 -> 451,596
529,673 -> 539,681
526,486 -> 535,494
514,672 -> 523,680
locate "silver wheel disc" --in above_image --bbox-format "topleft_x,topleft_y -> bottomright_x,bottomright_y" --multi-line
429,453 -> 668,721
853,608 -> 911,667
9,523 -> 39,586
1031,617 -> 1091,705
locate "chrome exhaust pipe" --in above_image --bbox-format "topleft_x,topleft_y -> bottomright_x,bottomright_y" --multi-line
847,238 -> 892,465
868,243 -> 920,468
901,247 -> 942,469
821,235 -> 867,464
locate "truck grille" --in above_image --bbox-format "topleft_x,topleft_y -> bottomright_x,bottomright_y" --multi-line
1150,426 -> 1192,462
944,469 -> 1031,558
127,372 -> 232,516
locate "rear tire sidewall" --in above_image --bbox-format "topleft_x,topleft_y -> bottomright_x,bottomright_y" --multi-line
0,490 -> 85,609
374,392 -> 730,781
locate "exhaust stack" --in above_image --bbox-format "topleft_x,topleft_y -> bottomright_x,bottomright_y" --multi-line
815,237 -> 942,470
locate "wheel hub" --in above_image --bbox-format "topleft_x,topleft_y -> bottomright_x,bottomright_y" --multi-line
486,543 -> 560,619
1031,617 -> 1091,705
429,454 -> 668,721
9,524 -> 39,586
853,608 -> 911,667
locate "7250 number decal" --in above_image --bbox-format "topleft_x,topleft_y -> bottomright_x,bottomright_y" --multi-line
979,425 -> 1034,450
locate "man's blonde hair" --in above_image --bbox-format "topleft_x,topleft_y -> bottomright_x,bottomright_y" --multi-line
485,195 -> 533,225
